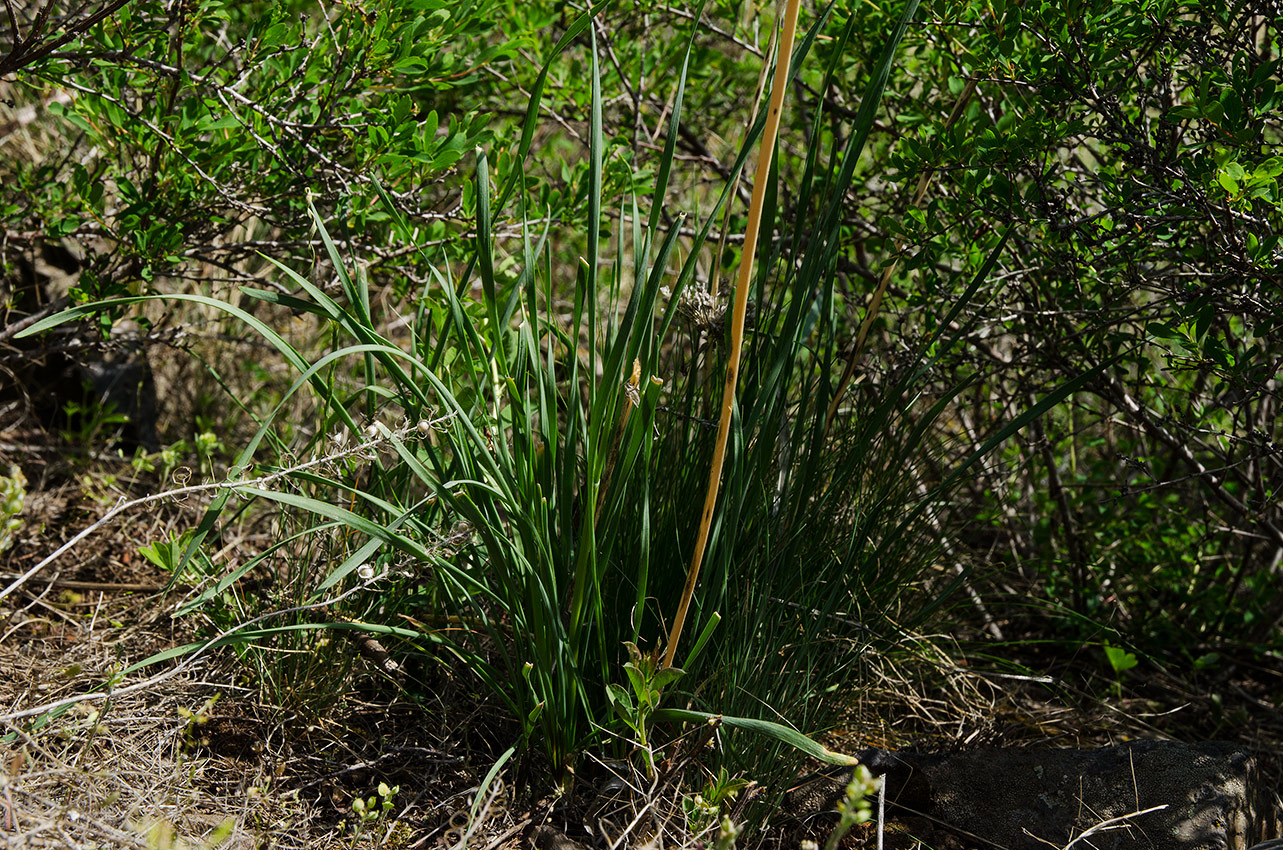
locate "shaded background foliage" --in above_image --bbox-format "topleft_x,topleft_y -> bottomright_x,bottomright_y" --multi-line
882,0 -> 1283,657
2,0 -> 510,303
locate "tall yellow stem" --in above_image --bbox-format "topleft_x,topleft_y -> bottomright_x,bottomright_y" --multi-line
663,0 -> 802,670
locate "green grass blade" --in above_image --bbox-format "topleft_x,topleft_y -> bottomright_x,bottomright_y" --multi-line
653,708 -> 859,766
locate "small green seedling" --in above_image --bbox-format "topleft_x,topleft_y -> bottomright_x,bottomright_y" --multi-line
0,464 -> 26,553
139,531 -> 204,584
824,765 -> 880,850
683,766 -> 750,837
606,641 -> 684,777
350,782 -> 399,850
1103,644 -> 1139,697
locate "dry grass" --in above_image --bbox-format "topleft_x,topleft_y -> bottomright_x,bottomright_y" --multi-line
1,541 -> 280,848
3,649 -> 286,849
2,440 -> 1281,850
0,443 -> 499,850
0,614 -> 511,850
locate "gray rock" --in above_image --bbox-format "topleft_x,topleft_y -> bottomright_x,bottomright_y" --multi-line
796,741 -> 1280,849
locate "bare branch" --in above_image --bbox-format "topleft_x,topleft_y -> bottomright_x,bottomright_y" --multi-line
0,414 -> 454,605
0,0 -> 133,77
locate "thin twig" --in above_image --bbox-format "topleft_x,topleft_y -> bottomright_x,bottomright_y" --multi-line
479,817 -> 531,850
1059,804 -> 1168,850
0,0 -> 132,77
3,0 -> 21,48
0,296 -> 70,342
0,568 -> 388,723
0,415 -> 452,605
876,773 -> 885,850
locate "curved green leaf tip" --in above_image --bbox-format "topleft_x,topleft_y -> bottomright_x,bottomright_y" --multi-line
653,708 -> 860,766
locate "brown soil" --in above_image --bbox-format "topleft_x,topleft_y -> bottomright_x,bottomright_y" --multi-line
2,424 -> 1280,850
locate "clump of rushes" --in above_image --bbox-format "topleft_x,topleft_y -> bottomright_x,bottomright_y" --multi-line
20,0 -> 1092,821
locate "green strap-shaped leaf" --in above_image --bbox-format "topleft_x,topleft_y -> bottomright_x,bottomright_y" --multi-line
653,708 -> 859,766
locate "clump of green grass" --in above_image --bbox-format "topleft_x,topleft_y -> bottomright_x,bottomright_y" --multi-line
18,0 -> 1101,822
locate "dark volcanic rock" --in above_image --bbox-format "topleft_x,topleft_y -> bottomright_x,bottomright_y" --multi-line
795,740 -> 1280,850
